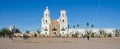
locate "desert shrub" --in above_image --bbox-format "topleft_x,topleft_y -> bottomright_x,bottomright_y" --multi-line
83,34 -> 87,38
72,34 -> 75,38
108,33 -> 112,37
91,33 -> 94,37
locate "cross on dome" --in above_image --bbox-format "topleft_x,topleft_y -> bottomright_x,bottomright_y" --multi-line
45,6 -> 49,12
46,6 -> 48,9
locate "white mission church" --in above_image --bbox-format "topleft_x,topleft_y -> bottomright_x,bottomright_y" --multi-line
41,6 -> 115,37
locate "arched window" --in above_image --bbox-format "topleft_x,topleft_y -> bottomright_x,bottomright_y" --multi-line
45,20 -> 47,23
46,13 -> 47,16
44,27 -> 48,31
62,19 -> 64,22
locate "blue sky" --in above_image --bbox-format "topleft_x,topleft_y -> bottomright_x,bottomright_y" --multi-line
0,0 -> 120,32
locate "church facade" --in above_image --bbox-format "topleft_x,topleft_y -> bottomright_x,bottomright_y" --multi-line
41,7 -> 68,37
41,7 -> 115,37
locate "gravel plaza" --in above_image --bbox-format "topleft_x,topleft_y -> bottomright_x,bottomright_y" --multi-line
0,38 -> 120,49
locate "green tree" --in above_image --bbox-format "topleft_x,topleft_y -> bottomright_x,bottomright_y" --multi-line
37,30 -> 41,34
108,33 -> 112,37
115,29 -> 120,37
15,28 -> 21,33
86,22 -> 89,28
25,30 -> 30,33
91,24 -> 94,28
86,22 -> 90,38
99,30 -> 107,37
0,28 -> 11,37
99,30 -> 103,35
91,33 -> 94,37
75,33 -> 79,38
73,25 -> 75,28
0,32 -> 2,37
77,24 -> 79,28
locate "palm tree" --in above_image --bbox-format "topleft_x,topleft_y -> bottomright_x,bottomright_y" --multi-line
77,24 -> 79,28
91,24 -> 94,28
99,30 -> 103,35
86,22 -> 90,39
99,29 -> 106,37
86,22 -> 89,28
115,29 -> 120,37
73,25 -> 76,35
73,25 -> 75,28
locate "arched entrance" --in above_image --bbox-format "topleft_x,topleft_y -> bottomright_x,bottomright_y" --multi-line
50,20 -> 60,37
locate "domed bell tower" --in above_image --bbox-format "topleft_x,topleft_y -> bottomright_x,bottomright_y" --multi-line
41,6 -> 51,36
59,10 -> 68,36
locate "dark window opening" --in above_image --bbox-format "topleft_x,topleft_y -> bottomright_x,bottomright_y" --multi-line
45,20 -> 47,23
61,29 -> 65,31
44,27 -> 48,31
61,27 -> 65,31
46,13 -> 47,16
44,29 -> 48,31
62,19 -> 64,22
52,26 -> 57,31
54,32 -> 56,34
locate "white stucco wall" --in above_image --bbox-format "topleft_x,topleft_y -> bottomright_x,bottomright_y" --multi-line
69,28 -> 115,34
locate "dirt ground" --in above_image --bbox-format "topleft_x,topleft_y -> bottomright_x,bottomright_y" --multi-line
0,37 -> 120,49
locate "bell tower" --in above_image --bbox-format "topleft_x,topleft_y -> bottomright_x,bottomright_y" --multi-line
59,10 -> 68,36
44,6 -> 50,17
41,6 -> 51,35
